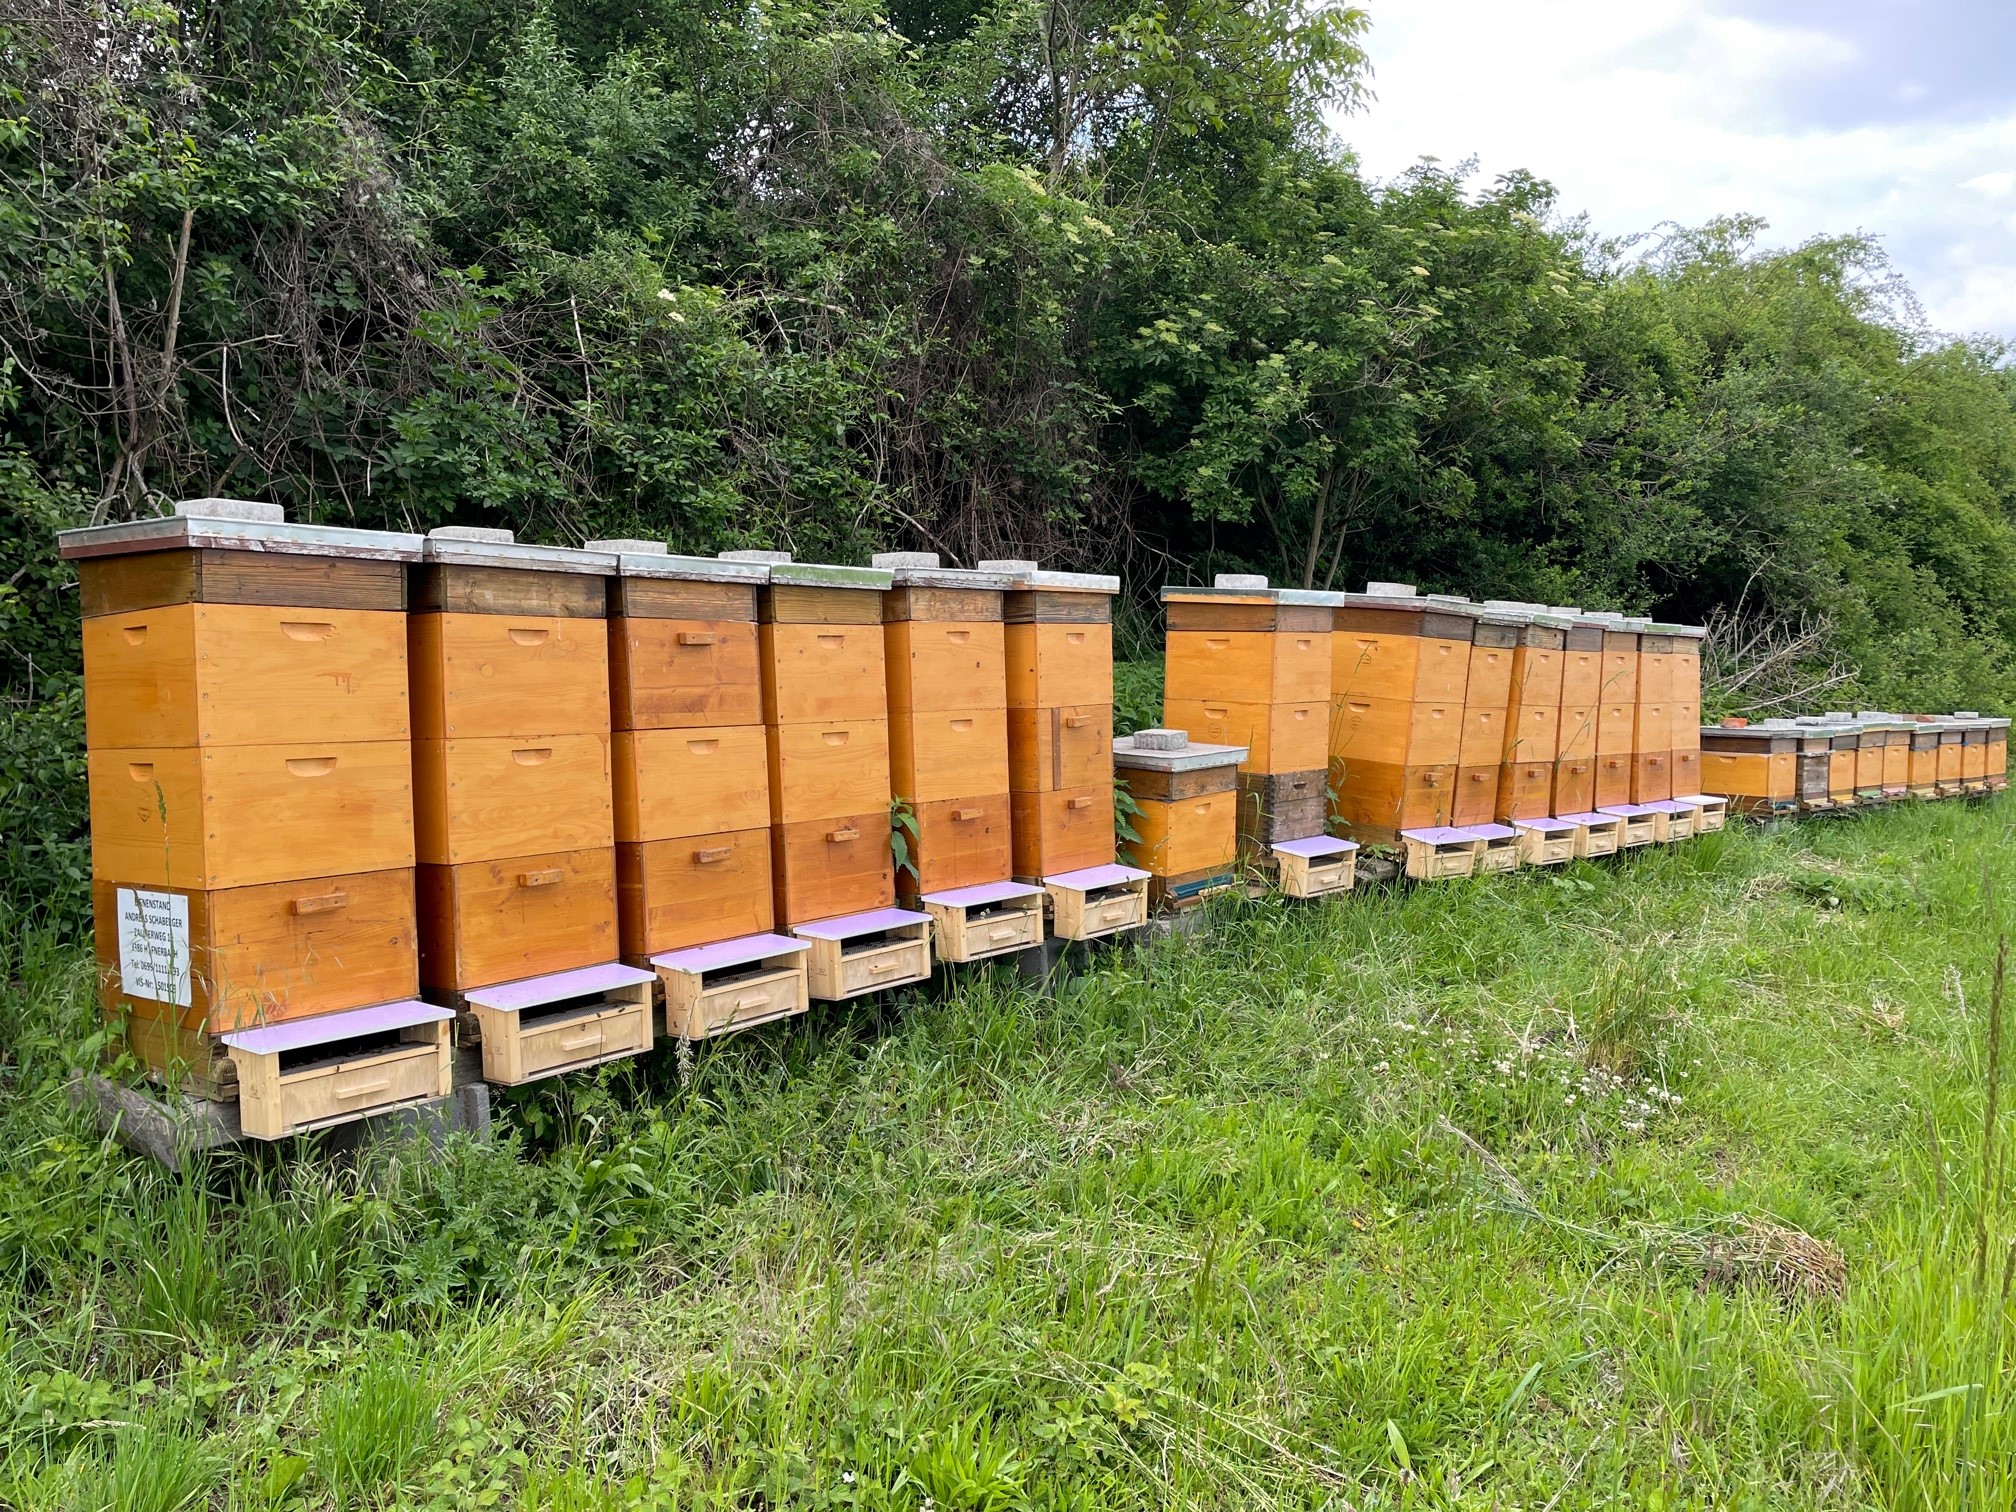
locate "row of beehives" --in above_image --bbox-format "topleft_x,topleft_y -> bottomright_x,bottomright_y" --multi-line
1120,576 -> 1715,899
1699,711 -> 2010,813
61,505 -> 1158,1140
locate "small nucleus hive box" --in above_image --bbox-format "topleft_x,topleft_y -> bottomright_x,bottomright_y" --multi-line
1114,728 -> 1247,909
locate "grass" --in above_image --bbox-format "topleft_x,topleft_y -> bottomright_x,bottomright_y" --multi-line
2,799 -> 2016,1508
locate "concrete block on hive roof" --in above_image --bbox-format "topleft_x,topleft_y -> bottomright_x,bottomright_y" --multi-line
1132,728 -> 1189,751
978,560 -> 1120,593
871,551 -> 941,569
1214,573 -> 1269,590
1364,581 -> 1418,597
1113,731 -> 1248,773
586,538 -> 668,555
721,549 -> 793,564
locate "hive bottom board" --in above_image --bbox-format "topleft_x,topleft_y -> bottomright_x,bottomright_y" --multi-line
417,848 -> 617,993
617,829 -> 774,958
91,868 -> 419,1042
1328,758 -> 1456,843
771,813 -> 897,927
1010,785 -> 1114,880
1149,864 -> 1239,910
900,793 -> 1014,900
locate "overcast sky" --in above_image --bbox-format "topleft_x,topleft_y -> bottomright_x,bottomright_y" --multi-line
1335,0 -> 2016,344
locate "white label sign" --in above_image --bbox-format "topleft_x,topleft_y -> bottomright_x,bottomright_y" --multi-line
116,888 -> 192,1008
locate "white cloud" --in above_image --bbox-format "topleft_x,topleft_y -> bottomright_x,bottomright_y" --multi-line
1332,0 -> 2016,343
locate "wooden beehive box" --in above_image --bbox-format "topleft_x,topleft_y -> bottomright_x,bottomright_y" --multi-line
1044,864 -> 1151,941
922,881 -> 1047,963
1988,717 -> 2010,790
1953,713 -> 1992,791
64,500 -> 427,1095
1469,821 -> 1522,874
984,560 -> 1123,882
1557,811 -> 1624,859
1456,608 -> 1521,826
1513,815 -> 1578,866
1676,794 -> 1729,832
1645,798 -> 1695,842
221,999 -> 454,1140
1592,619 -> 1642,800
1115,730 -> 1248,909
1328,584 -> 1477,843
1856,713 -> 1913,797
602,547 -> 774,960
461,961 -> 656,1086
1936,721 -> 1966,795
409,529 -> 620,995
1270,835 -> 1358,898
1598,803 -> 1660,848
1554,612 -> 1606,816
653,933 -> 810,1041
1669,627 -> 1704,753
1844,715 -> 1888,800
1400,826 -> 1482,881
1698,724 -> 1798,816
1907,721 -> 1942,796
1791,727 -> 1835,811
1478,604 -> 1564,823
794,907 -> 933,1001
741,556 -> 900,928
876,554 -> 1017,903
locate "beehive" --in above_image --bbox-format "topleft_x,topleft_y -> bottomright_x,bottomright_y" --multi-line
1907,719 -> 1943,797
408,528 -> 620,1007
1855,712 -> 1913,799
1935,718 -> 1967,796
66,499 -> 424,1099
1161,575 -> 1337,860
1962,714 -> 1993,794
1114,729 -> 1247,909
1668,625 -> 1705,798
1481,602 -> 1568,822
983,559 -> 1122,882
1449,603 -> 1522,827
1834,712 -> 1889,803
604,546 -> 775,960
875,554 -> 1017,902
1794,716 -> 1861,806
1698,722 -> 1798,816
1552,608 -> 1607,817
1328,583 -> 1476,842
1631,627 -> 1676,803
1987,717 -> 2010,791
1590,614 -> 1647,809
1789,724 -> 1836,811
735,555 -> 899,919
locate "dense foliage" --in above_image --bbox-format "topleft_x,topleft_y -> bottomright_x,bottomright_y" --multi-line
4,0 -> 2015,932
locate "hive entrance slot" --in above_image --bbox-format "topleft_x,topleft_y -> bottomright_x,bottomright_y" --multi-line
276,1026 -> 408,1076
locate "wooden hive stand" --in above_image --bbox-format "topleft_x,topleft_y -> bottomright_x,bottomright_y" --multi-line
1674,794 -> 1728,833
922,881 -> 1047,964
1114,728 -> 1248,912
652,933 -> 810,1040
221,999 -> 454,1140
1511,815 -> 1578,867
459,962 -> 655,1085
63,499 -> 427,1099
1467,821 -> 1522,874
1557,811 -> 1625,859
1400,826 -> 1483,881
1597,804 -> 1660,848
1043,863 -> 1150,941
792,907 -> 934,1001
1270,835 -> 1358,899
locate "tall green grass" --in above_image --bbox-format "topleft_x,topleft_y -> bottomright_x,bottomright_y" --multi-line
0,801 -> 2013,1507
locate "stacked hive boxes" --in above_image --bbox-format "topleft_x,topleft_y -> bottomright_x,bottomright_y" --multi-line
1552,609 -> 1606,818
1485,603 -> 1567,822
604,546 -> 775,960
1669,627 -> 1705,798
985,559 -> 1147,939
1592,614 -> 1646,809
1113,730 -> 1249,908
1328,584 -> 1475,841
1161,575 -> 1334,855
748,555 -> 932,999
1987,716 -> 2011,790
67,499 -> 452,1135
408,528 -> 652,1083
876,554 -> 1044,963
1453,604 -> 1521,827
1631,626 -> 1674,804
1907,718 -> 1943,799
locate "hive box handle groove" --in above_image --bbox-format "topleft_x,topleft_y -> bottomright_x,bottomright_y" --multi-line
281,621 -> 335,641
286,756 -> 337,777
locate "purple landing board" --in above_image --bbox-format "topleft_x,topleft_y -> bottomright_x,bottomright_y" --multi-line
793,907 -> 932,942
220,999 -> 451,1056
1271,836 -> 1358,859
652,933 -> 808,976
463,961 -> 653,1014
922,881 -> 1045,909
1401,827 -> 1476,846
1045,864 -> 1151,890
1513,816 -> 1579,834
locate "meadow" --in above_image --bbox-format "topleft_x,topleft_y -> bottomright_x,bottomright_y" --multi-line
3,799 -> 2014,1510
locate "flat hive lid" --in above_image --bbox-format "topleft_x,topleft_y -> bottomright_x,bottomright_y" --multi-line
1402,826 -> 1475,845
1272,835 -> 1357,858
598,543 -> 769,583
59,498 -> 424,562
651,932 -> 809,974
1557,810 -> 1622,826
1598,803 -> 1658,817
219,999 -> 451,1055
461,961 -> 653,1013
980,560 -> 1121,595
1046,863 -> 1150,889
1513,816 -> 1579,833
423,527 -> 616,574
1644,799 -> 1695,815
792,906 -> 931,940
921,880 -> 1045,907
871,552 -> 1016,591
1113,733 -> 1249,772
765,561 -> 894,590
1466,822 -> 1518,840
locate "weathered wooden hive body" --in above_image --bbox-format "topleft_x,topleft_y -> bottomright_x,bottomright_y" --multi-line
602,546 -> 773,959
1852,712 -> 1913,799
1327,583 -> 1478,842
1437,599 -> 1523,827
1550,607 -> 1607,818
1668,625 -> 1705,797
874,554 -> 1017,900
1479,601 -> 1570,822
1160,575 -> 1336,853
1588,614 -> 1648,809
1787,723 -> 1838,811
1905,718 -> 1943,796
1987,716 -> 2011,790
981,560 -> 1121,881
406,528 -> 620,995
1698,720 -> 1798,815
66,500 -> 427,1098
1114,729 -> 1249,908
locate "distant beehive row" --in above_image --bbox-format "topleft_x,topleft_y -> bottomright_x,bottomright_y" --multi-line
1699,712 -> 2009,813
65,504 -> 1158,1139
